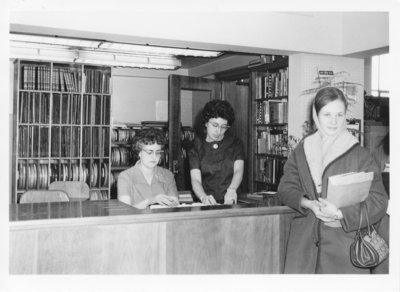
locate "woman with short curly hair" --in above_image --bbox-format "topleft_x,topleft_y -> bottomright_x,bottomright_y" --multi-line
189,99 -> 244,205
118,128 -> 179,209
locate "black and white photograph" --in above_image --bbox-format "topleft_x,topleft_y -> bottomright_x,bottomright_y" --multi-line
1,1 -> 399,291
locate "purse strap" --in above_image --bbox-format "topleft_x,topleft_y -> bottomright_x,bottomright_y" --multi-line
357,201 -> 372,235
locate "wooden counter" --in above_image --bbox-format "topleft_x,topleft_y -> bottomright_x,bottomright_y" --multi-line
10,200 -> 295,274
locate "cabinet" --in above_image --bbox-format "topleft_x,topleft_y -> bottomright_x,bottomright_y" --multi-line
248,58 -> 289,193
12,60 -> 112,203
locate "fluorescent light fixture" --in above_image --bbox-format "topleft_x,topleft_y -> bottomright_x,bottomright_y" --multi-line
10,33 -> 101,49
10,45 -> 78,63
76,51 -> 181,70
9,33 -> 223,65
98,42 -> 222,58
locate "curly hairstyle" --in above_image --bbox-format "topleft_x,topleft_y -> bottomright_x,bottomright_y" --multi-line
202,99 -> 235,126
133,127 -> 167,152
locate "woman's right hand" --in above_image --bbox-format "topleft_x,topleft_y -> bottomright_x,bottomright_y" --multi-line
201,195 -> 217,205
153,194 -> 179,207
301,197 -> 336,222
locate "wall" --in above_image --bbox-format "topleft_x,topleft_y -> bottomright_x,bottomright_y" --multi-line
111,67 -> 189,125
288,53 -> 364,146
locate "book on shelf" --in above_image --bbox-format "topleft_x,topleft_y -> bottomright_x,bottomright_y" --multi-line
325,171 -> 373,227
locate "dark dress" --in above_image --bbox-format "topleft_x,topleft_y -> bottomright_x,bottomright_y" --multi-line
188,134 -> 244,202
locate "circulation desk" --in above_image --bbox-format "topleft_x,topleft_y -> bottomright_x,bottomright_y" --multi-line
9,200 -> 295,274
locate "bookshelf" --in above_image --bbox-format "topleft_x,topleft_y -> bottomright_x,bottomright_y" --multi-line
110,124 -> 141,199
248,57 -> 289,193
12,60 -> 112,203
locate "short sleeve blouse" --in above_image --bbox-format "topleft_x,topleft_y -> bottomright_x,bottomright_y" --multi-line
117,161 -> 178,206
188,133 -> 244,201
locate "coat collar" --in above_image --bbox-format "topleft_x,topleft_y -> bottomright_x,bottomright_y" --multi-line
304,130 -> 358,193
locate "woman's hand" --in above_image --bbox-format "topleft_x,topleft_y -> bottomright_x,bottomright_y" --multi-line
201,195 -> 217,205
301,197 -> 337,222
318,198 -> 343,220
224,188 -> 237,205
153,194 -> 179,207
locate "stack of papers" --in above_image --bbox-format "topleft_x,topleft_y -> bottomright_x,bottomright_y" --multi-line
150,202 -> 207,209
326,171 -> 373,227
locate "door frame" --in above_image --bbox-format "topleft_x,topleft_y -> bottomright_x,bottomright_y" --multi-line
168,74 -> 222,190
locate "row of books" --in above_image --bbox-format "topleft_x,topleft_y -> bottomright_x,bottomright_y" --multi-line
257,156 -> 287,185
19,92 -> 50,124
19,92 -> 111,126
18,126 -> 49,158
257,127 -> 288,155
20,65 -> 82,92
84,68 -> 111,94
82,94 -> 111,125
50,126 -> 81,157
256,100 -> 288,124
17,161 -> 109,190
82,127 -> 110,157
52,67 -> 82,92
20,64 -> 110,94
21,65 -> 52,91
18,126 -> 111,159
52,94 -> 82,124
257,68 -> 289,99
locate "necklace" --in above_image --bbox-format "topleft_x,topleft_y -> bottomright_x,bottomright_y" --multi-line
212,143 -> 219,149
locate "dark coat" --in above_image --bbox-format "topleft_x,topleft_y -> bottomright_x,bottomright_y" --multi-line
277,141 -> 388,274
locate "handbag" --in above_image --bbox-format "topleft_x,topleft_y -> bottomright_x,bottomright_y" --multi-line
350,201 -> 389,268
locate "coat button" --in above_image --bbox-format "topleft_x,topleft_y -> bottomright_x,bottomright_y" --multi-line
315,241 -> 320,247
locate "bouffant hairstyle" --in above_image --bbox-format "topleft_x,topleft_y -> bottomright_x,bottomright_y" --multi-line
314,87 -> 348,115
202,99 -> 235,126
133,127 -> 167,152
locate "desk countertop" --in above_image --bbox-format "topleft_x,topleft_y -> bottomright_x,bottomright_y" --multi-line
10,199 -> 293,226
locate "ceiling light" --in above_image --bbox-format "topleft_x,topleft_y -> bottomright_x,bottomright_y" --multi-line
10,33 -> 101,49
98,42 -> 222,58
9,33 -> 222,59
76,51 -> 181,70
10,45 -> 78,63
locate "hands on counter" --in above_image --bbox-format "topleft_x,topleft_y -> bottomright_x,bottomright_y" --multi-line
224,188 -> 237,205
200,195 -> 218,205
200,189 -> 237,206
152,194 -> 179,207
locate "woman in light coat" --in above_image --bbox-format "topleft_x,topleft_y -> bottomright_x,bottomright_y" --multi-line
277,87 -> 388,274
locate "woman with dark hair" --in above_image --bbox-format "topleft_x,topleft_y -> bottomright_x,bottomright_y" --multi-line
189,99 -> 244,205
118,128 -> 179,209
277,87 -> 388,273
